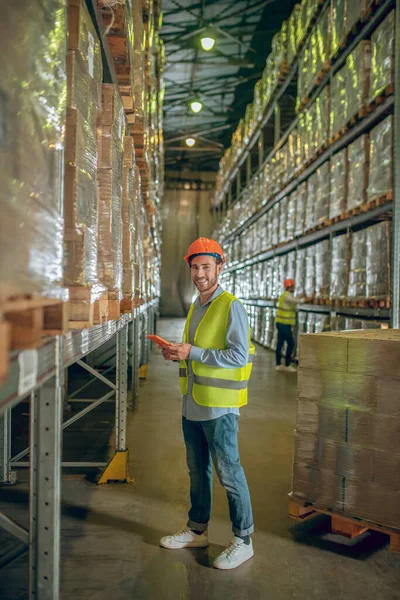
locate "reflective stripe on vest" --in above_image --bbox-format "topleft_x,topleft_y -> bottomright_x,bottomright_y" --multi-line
179,291 -> 255,408
275,292 -> 296,325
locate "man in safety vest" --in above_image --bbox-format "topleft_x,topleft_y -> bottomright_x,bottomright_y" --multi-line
275,278 -> 305,373
159,237 -> 255,570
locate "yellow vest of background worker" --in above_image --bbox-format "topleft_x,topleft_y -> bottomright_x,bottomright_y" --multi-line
275,292 -> 296,326
179,291 -> 255,408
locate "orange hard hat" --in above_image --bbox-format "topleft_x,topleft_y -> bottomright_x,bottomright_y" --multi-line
284,279 -> 295,289
184,238 -> 225,265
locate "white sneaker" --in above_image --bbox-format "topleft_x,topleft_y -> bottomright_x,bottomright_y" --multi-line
275,365 -> 285,372
160,526 -> 209,550
284,365 -> 297,373
213,536 -> 254,570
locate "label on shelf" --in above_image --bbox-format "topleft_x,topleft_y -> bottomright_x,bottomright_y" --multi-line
88,32 -> 95,78
81,329 -> 89,355
18,350 -> 38,397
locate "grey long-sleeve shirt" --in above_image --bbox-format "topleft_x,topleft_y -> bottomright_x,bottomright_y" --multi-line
182,285 -> 250,422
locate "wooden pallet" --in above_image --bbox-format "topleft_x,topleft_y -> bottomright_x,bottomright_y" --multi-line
367,83 -> 394,112
289,494 -> 400,553
366,190 -> 393,208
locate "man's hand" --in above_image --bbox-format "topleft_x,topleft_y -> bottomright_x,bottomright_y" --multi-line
161,343 -> 191,361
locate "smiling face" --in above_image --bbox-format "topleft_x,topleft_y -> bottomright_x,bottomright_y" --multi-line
190,255 -> 222,294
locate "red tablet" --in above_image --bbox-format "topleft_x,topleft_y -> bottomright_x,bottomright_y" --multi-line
146,335 -> 172,346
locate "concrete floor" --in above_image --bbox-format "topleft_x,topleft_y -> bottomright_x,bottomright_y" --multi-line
0,318 -> 399,599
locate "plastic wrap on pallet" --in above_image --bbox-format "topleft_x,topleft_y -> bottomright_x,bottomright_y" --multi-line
330,235 -> 348,300
286,193 -> 296,241
329,149 -> 348,219
315,240 -> 331,299
300,0 -> 319,44
262,162 -> 272,206
305,245 -> 316,299
288,128 -> 300,178
348,229 -> 367,298
271,203 -> 281,247
121,137 -> 136,304
297,112 -> 309,167
0,0 -> 68,303
347,135 -> 369,211
305,312 -> 316,333
97,85 -> 125,299
331,0 -> 346,58
271,23 -> 288,77
367,116 -> 393,202
298,39 -> 312,103
314,86 -> 330,154
287,251 -> 296,282
133,0 -> 145,123
305,172 -> 317,231
295,182 -> 307,237
271,257 -> 281,299
279,197 -> 288,243
311,6 -> 331,87
295,248 -> 306,298
315,314 -> 330,333
347,1 -> 369,35
366,222 -> 391,299
330,65 -> 348,137
346,41 -> 371,123
266,213 -> 273,252
370,11 -> 395,102
315,161 -> 330,225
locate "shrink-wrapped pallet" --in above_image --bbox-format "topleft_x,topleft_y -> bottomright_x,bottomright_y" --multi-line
292,330 -> 400,530
64,0 -> 105,306
266,212 -> 273,250
330,235 -> 349,300
348,229 -> 367,299
295,182 -> 307,237
287,193 -> 296,241
300,0 -> 319,44
97,85 -> 125,302
265,261 -> 273,299
310,6 -> 331,83
315,240 -> 331,300
313,86 -> 330,154
347,1 -> 369,35
346,41 -> 371,122
295,248 -> 306,298
305,245 -> 316,299
298,39 -> 312,103
305,312 -> 316,334
279,197 -> 288,243
370,11 -> 395,102
330,65 -> 348,137
347,135 -> 369,210
288,4 -> 302,66
305,172 -> 317,231
132,0 -> 145,123
271,257 -> 281,300
367,116 -> 393,202
133,168 -> 146,303
329,149 -> 348,219
331,0 -> 346,57
366,222 -> 391,300
287,251 -> 297,282
272,203 -> 281,247
262,162 -> 272,206
315,162 -> 330,225
121,137 -> 136,308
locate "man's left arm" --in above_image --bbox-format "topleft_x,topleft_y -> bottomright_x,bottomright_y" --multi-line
188,301 -> 249,368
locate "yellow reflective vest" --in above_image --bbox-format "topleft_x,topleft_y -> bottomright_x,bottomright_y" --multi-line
179,291 -> 255,408
276,292 -> 296,326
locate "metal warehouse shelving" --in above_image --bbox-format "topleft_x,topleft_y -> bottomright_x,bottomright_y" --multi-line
0,0 -> 160,597
214,0 -> 399,325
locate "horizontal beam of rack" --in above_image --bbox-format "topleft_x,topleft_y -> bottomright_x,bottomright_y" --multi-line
216,0 -> 394,209
240,299 -> 390,320
222,95 -> 394,245
224,201 -> 393,273
0,299 -> 158,415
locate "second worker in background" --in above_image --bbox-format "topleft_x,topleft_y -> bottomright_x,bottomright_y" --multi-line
275,278 -> 305,373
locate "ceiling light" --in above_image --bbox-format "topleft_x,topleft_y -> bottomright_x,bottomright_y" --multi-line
186,137 -> 196,147
200,36 -> 215,51
190,100 -> 203,113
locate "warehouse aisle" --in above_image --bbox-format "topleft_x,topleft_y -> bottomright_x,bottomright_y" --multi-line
1,319 -> 399,600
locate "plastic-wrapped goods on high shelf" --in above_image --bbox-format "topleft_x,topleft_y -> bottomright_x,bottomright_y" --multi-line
267,308 -> 276,349
330,235 -> 349,300
249,175 -> 262,214
97,85 -> 125,306
271,203 -> 281,247
232,198 -> 242,231
295,248 -> 306,298
266,212 -> 273,251
133,166 -> 146,304
287,4 -> 302,66
348,229 -> 367,299
330,66 -> 348,137
271,257 -> 281,299
346,41 -> 371,123
233,236 -> 241,264
370,11 -> 395,103
286,251 -> 297,282
121,137 -> 136,310
253,263 -> 263,299
315,162 -> 330,226
262,162 -> 272,207
298,40 -> 312,106
295,182 -> 307,237
253,79 -> 264,126
132,0 -> 145,124
314,314 -> 330,334
305,245 -> 316,300
297,113 -> 309,168
367,116 -> 393,203
287,193 -> 296,241
264,261 -> 272,299
305,172 -> 317,232
0,0 -> 68,304
293,330 -> 400,529
366,222 -> 391,300
329,149 -> 348,219
288,128 -> 300,179
311,6 -> 331,85
313,86 -> 330,155
300,0 -> 320,44
279,197 -> 288,243
347,1 -> 369,36
347,135 -> 369,211
330,0 -> 346,57
315,240 -> 331,300
64,0 -> 105,307
258,214 -> 268,253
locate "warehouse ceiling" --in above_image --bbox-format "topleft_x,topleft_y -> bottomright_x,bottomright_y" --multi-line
161,0 -> 299,174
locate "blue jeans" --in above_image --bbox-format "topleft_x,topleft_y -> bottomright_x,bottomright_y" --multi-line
182,414 -> 254,537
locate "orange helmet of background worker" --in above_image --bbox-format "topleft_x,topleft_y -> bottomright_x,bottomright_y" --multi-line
184,238 -> 226,266
284,279 -> 295,289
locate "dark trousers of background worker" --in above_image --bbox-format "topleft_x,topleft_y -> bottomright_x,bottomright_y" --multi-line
276,323 -> 294,367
